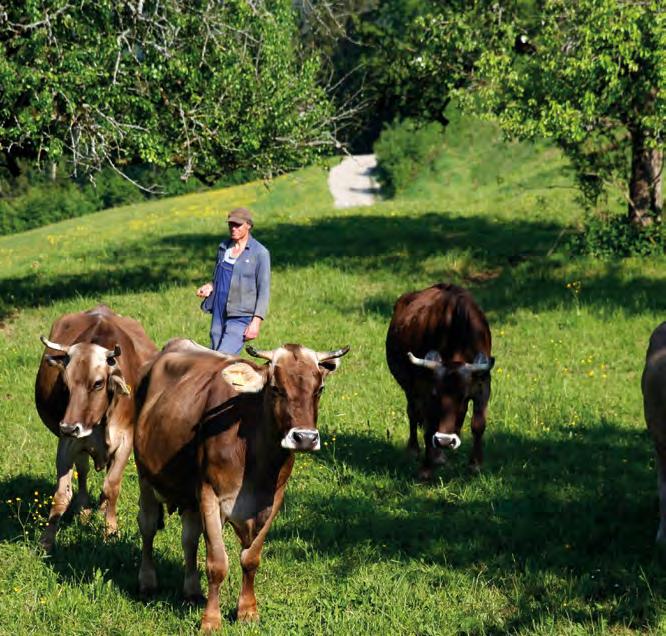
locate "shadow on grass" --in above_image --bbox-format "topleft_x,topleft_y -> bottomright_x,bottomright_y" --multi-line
3,212 -> 666,322
273,420 -> 663,631
0,474 -> 196,614
0,475 -> 54,542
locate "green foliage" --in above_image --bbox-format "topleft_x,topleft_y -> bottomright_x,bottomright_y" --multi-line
0,164 -> 204,235
0,182 -> 97,235
0,0 -> 333,182
468,0 -> 665,223
571,211 -> 664,258
373,119 -> 444,197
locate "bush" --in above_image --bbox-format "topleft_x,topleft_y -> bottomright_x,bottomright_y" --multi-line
373,118 -> 445,197
569,210 -> 664,257
0,163 -> 206,236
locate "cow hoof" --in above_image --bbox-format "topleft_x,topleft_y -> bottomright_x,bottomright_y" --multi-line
417,467 -> 433,482
184,593 -> 206,607
200,614 -> 221,632
104,525 -> 119,540
468,462 -> 482,475
139,585 -> 157,600
39,535 -> 55,553
406,444 -> 420,458
39,527 -> 56,553
237,608 -> 259,623
432,449 -> 447,465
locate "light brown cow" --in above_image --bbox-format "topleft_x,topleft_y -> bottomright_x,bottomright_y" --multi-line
35,305 -> 157,550
642,321 -> 666,544
133,339 -> 349,631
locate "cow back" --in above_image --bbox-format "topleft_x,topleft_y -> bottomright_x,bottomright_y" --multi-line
386,283 -> 491,391
133,347 -> 252,512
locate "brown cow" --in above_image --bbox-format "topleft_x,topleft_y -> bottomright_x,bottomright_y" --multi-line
642,321 -> 666,544
386,283 -> 494,480
35,305 -> 157,550
133,339 -> 349,631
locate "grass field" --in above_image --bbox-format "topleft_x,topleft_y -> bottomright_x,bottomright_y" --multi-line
2,117 -> 666,635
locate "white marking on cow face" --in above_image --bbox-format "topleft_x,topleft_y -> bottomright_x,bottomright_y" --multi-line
59,343 -> 120,437
432,432 -> 461,450
281,427 -> 321,451
59,421 -> 95,438
268,347 -> 288,386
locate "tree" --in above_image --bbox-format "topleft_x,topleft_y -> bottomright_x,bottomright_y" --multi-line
0,0 -> 334,186
467,0 -> 664,226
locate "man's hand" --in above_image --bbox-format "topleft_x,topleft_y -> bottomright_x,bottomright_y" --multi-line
196,282 -> 213,298
243,316 -> 262,341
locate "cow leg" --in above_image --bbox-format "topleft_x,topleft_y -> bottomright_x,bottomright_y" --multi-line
200,482 -> 229,632
73,453 -> 93,517
656,448 -> 666,545
420,427 -> 438,481
181,508 -> 204,603
99,433 -> 132,537
232,492 -> 287,622
41,437 -> 76,551
137,478 -> 162,596
470,391 -> 489,473
406,399 -> 420,457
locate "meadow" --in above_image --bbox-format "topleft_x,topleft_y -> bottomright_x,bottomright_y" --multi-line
1,117 -> 666,635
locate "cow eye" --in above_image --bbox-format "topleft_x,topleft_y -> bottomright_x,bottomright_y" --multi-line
93,379 -> 105,391
271,386 -> 285,398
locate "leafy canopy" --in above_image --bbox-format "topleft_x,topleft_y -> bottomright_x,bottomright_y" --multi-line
0,0 -> 333,183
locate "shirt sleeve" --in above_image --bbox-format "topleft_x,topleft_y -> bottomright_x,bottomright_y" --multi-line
253,247 -> 271,319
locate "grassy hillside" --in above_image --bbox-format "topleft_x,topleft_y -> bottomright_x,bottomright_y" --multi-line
1,118 -> 666,635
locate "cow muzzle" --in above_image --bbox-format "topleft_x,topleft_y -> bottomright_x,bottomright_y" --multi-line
432,433 -> 461,450
281,428 -> 321,452
59,421 -> 93,439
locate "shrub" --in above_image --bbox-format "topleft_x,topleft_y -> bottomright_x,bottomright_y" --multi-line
373,118 -> 445,197
0,164 -> 206,236
569,210 -> 664,257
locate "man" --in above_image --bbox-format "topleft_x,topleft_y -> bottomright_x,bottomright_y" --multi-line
196,207 -> 270,354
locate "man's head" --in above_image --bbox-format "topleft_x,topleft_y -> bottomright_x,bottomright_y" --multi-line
227,207 -> 253,242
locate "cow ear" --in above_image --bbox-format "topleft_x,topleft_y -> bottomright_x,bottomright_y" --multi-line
319,358 -> 342,374
46,354 -> 68,368
109,371 -> 131,396
221,362 -> 267,393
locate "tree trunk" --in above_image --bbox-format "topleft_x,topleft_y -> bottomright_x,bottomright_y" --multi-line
628,127 -> 663,226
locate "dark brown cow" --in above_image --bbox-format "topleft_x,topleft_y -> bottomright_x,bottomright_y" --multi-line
35,305 -> 157,550
133,339 -> 349,631
386,283 -> 494,480
642,322 -> 666,544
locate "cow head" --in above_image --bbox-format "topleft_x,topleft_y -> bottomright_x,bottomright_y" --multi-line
222,344 -> 349,452
407,350 -> 494,450
40,336 -> 131,439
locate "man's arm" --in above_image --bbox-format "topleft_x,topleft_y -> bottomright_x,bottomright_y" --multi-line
244,248 -> 270,341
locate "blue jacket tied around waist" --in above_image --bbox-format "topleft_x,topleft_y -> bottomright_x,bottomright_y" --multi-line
201,236 -> 270,319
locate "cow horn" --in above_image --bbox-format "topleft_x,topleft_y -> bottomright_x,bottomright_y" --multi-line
407,352 -> 443,370
317,346 -> 350,362
461,354 -> 494,373
106,344 -> 122,359
246,345 -> 274,361
40,335 -> 70,353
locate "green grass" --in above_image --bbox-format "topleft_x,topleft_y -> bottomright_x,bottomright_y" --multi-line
2,119 -> 666,635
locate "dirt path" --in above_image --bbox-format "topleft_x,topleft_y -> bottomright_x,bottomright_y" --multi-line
328,154 -> 380,208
